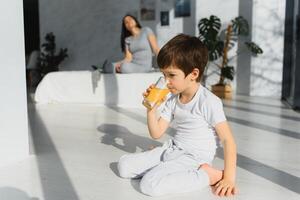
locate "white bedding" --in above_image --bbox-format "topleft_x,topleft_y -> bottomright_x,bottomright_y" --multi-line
34,71 -> 162,107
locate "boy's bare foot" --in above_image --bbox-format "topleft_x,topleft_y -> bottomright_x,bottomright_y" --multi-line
199,164 -> 223,186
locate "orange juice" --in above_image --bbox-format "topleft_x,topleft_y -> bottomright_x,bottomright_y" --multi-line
143,87 -> 169,109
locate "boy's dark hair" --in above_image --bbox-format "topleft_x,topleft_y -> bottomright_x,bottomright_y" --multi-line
157,34 -> 208,82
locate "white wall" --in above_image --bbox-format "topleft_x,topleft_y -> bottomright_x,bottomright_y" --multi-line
0,1 -> 29,166
250,0 -> 285,97
155,0 -> 196,48
39,0 -> 197,71
39,0 -> 135,71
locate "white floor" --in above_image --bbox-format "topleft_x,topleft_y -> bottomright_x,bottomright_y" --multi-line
0,96 -> 300,200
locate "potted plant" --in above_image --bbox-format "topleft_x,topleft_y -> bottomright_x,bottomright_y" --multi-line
39,32 -> 68,77
198,15 -> 263,99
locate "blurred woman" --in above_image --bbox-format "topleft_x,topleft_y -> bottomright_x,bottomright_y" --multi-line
102,14 -> 160,73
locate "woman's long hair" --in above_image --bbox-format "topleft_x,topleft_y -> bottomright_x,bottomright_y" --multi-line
120,14 -> 142,52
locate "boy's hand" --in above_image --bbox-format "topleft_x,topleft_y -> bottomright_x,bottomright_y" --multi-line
142,84 -> 155,98
143,84 -> 167,112
143,84 -> 157,112
213,178 -> 238,197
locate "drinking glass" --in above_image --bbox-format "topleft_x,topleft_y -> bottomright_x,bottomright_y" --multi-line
143,77 -> 170,109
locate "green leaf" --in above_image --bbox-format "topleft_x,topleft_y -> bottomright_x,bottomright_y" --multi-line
207,40 -> 224,61
231,16 -> 249,36
221,66 -> 234,80
198,15 -> 223,61
245,42 -> 263,55
198,15 -> 221,39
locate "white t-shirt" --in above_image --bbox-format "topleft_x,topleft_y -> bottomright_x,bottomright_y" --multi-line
160,84 -> 226,162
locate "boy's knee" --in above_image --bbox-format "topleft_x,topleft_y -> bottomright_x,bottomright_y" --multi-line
140,175 -> 163,196
118,155 -> 134,178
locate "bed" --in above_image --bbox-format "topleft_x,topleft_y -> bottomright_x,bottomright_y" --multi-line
34,71 -> 162,107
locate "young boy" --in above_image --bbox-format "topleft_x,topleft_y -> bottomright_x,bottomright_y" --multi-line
117,34 -> 237,197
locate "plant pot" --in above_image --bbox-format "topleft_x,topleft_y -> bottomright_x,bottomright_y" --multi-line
211,84 -> 232,99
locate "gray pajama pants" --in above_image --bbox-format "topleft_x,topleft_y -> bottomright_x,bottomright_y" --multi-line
117,140 -> 210,196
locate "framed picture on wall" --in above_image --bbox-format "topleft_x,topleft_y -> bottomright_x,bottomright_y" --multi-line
160,11 -> 169,26
140,0 -> 156,20
175,0 -> 191,17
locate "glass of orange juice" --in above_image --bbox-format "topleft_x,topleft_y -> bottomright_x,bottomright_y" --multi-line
143,77 -> 170,109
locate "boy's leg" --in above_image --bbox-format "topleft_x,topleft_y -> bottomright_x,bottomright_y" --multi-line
139,156 -> 210,196
117,146 -> 166,179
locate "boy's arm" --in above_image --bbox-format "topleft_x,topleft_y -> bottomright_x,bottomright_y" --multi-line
214,121 -> 238,196
147,107 -> 169,139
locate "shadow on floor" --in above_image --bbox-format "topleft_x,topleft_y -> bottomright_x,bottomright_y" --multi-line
107,106 -> 176,137
217,149 -> 300,194
109,162 -> 120,177
28,104 -> 80,200
98,123 -> 162,153
227,116 -> 300,139
223,104 -> 300,122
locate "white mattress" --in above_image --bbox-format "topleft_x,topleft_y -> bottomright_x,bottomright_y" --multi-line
34,71 -> 162,107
